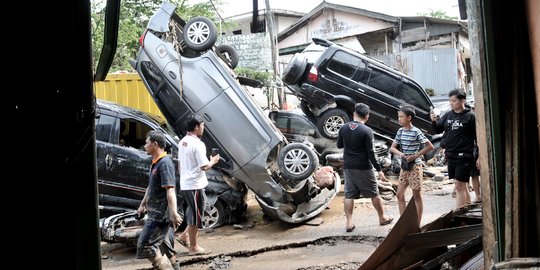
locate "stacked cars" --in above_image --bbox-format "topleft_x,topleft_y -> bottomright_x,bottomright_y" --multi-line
133,1 -> 340,224
282,38 -> 444,160
96,99 -> 247,231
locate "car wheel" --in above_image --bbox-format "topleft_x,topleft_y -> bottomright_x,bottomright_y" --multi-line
282,53 -> 307,85
278,142 -> 319,181
202,200 -> 227,229
300,100 -> 315,118
317,108 -> 350,139
183,16 -> 217,51
216,44 -> 239,69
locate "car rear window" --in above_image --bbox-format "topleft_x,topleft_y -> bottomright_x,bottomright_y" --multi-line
327,51 -> 366,81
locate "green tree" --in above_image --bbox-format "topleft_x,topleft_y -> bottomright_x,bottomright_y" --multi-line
91,0 -> 225,73
417,9 -> 458,20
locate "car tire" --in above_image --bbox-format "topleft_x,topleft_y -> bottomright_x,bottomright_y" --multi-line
317,108 -> 350,139
278,142 -> 319,181
216,44 -> 239,69
202,200 -> 227,229
282,53 -> 307,85
183,16 -> 217,51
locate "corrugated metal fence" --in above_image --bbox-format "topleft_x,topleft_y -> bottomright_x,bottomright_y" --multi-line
94,73 -> 163,117
373,48 -> 460,96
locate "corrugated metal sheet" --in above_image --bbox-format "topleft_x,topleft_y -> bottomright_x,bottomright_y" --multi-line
94,73 -> 164,117
372,48 -> 460,96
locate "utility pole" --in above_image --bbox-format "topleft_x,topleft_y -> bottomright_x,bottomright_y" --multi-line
265,0 -> 283,109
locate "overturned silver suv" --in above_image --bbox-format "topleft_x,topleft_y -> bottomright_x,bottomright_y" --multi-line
133,1 -> 339,223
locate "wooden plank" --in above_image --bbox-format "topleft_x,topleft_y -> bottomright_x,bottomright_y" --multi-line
358,199 -> 420,270
401,27 -> 428,43
420,235 -> 483,269
465,0 -> 497,265
404,224 -> 483,249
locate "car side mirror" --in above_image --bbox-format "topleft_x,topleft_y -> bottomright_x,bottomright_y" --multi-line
308,129 -> 318,137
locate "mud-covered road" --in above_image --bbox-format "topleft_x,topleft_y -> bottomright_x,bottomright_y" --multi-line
101,176 -> 458,270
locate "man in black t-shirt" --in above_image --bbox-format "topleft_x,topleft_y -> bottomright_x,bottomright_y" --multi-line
337,103 -> 393,232
136,131 -> 182,270
431,89 -> 477,208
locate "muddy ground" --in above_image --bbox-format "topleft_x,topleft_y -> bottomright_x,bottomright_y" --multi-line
101,175 -> 461,270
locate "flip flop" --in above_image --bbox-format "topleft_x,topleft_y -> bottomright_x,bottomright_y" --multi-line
380,216 -> 394,226
175,238 -> 190,248
346,225 -> 356,232
188,248 -> 211,256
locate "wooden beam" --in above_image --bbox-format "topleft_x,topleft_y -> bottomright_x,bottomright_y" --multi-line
401,27 -> 428,44
421,235 -> 483,270
404,224 -> 483,249
359,199 -> 420,270
466,0 -> 498,266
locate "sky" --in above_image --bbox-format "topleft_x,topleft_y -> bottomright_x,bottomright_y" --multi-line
201,0 -> 460,18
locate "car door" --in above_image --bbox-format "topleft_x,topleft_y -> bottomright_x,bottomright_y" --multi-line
96,111 -> 117,190
359,65 -> 402,135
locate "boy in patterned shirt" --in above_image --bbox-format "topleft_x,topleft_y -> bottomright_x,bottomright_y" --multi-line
390,105 -> 434,226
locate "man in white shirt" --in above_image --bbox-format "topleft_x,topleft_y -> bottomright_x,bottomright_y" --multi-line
175,114 -> 219,256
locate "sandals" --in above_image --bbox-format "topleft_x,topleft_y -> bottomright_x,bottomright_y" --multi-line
346,225 -> 356,232
188,248 -> 211,256
380,216 -> 394,226
175,237 -> 190,248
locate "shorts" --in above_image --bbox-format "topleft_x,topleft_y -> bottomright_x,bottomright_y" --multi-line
136,220 -> 176,259
398,163 -> 423,190
470,166 -> 480,177
343,169 -> 378,199
182,189 -> 207,228
447,156 -> 475,182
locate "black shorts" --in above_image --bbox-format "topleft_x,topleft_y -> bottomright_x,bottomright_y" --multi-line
470,166 -> 480,177
447,156 -> 475,182
343,169 -> 378,199
181,189 -> 207,228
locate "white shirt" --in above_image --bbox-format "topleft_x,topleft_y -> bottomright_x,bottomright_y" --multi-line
178,134 -> 209,190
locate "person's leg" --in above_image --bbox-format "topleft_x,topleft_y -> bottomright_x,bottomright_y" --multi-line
409,164 -> 424,226
181,189 -> 207,253
412,189 -> 423,226
187,224 -> 201,253
448,158 -> 471,207
137,221 -> 173,270
162,227 -> 180,270
176,227 -> 189,247
371,196 -> 393,224
455,181 -> 469,207
471,175 -> 481,202
344,198 -> 355,229
396,182 -> 408,215
343,169 -> 361,231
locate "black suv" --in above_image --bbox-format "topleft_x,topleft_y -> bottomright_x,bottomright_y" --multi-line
283,38 -> 442,151
96,100 -> 246,229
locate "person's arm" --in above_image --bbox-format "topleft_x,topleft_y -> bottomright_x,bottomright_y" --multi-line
137,188 -> 149,217
201,154 -> 219,171
389,130 -> 403,157
166,187 -> 182,230
411,140 -> 434,162
431,111 -> 446,133
389,141 -> 403,157
336,127 -> 344,149
366,131 -> 387,181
